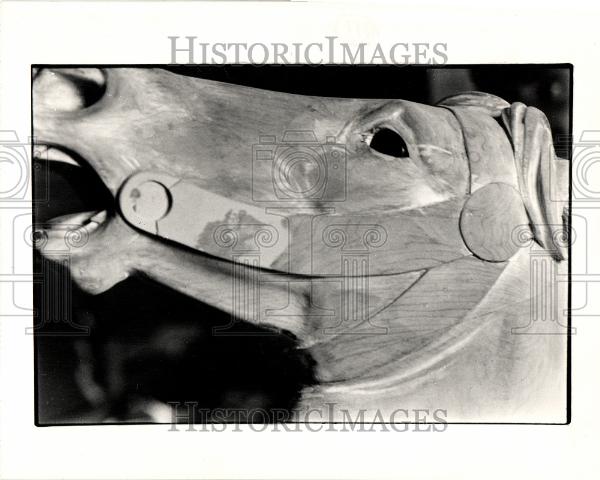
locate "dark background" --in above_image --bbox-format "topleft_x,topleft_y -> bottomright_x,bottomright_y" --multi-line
34,65 -> 572,424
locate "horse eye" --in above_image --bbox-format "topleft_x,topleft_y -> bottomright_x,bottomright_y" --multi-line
368,128 -> 410,158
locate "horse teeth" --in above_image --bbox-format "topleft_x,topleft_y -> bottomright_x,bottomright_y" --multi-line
47,210 -> 99,227
34,145 -> 80,167
89,210 -> 107,224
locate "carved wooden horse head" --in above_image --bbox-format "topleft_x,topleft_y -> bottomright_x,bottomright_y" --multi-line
33,68 -> 569,421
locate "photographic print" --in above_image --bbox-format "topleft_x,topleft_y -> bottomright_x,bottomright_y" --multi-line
32,65 -> 571,426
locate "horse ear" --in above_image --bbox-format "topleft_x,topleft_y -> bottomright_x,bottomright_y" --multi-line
436,91 -> 510,117
501,102 -> 567,261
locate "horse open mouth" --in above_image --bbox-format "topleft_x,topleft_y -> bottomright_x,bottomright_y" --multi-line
33,143 -> 316,423
34,143 -> 114,243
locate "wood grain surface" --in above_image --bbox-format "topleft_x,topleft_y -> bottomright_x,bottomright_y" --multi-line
33,69 -> 569,421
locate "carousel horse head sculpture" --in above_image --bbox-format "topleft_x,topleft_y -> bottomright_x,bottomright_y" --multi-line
33,68 -> 569,422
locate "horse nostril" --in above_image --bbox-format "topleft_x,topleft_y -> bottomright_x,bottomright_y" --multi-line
368,128 -> 410,158
33,68 -> 106,112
